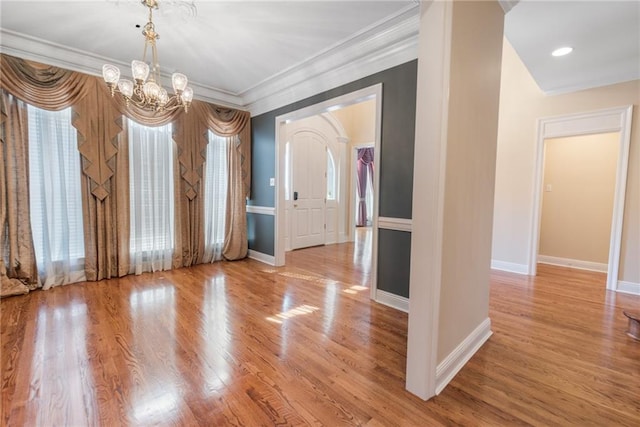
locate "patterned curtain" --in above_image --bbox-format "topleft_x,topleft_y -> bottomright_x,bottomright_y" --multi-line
0,54 -> 252,296
0,92 -> 38,297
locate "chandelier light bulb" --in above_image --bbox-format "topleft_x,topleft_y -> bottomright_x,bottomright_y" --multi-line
118,79 -> 134,98
102,64 -> 120,84
181,87 -> 194,104
172,73 -> 188,93
131,60 -> 150,81
143,80 -> 161,100
158,88 -> 169,106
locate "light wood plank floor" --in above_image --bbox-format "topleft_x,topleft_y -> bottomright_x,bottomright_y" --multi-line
1,235 -> 639,426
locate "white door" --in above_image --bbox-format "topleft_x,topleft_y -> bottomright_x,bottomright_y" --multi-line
291,132 -> 327,249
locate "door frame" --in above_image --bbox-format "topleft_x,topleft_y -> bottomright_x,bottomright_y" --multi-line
529,105 -> 633,291
274,84 -> 383,301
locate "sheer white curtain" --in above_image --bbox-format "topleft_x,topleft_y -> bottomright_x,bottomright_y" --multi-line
366,167 -> 374,225
202,132 -> 228,262
27,105 -> 86,289
128,119 -> 175,274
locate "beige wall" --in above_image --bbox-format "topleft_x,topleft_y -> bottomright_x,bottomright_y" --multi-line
407,0 -> 504,398
540,133 -> 619,264
492,39 -> 640,283
330,99 -> 376,146
436,0 -> 504,363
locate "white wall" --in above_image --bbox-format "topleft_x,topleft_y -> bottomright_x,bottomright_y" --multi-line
492,39 -> 640,284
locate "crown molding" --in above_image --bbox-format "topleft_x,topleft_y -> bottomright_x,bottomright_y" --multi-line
498,1 -> 520,14
0,28 -> 245,109
1,4 -> 419,116
239,4 -> 418,97
244,7 -> 420,116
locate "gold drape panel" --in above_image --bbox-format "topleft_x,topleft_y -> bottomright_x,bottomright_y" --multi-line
0,91 -> 38,295
173,111 -> 209,266
0,55 -> 133,282
73,81 -> 130,280
171,136 -> 184,270
0,53 -> 251,288
223,136 -> 248,260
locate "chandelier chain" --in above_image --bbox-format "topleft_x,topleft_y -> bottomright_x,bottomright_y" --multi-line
102,0 -> 193,113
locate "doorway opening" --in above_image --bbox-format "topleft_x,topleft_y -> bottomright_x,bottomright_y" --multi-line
530,106 -> 633,291
353,144 -> 375,281
275,84 -> 382,299
537,133 -> 619,277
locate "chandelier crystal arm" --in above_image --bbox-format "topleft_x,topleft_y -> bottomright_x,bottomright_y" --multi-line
102,0 -> 193,114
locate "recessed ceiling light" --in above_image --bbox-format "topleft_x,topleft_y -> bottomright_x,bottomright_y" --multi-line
552,47 -> 573,57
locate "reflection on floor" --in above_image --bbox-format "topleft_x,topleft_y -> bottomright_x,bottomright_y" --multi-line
354,226 -> 372,278
286,226 -> 372,289
1,243 -> 639,425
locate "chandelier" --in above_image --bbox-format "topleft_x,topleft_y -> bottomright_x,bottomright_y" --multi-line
102,0 -> 193,113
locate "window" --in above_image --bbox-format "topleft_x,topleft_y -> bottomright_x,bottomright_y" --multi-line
203,132 -> 229,262
327,150 -> 336,200
27,105 -> 86,287
128,119 -> 175,273
284,141 -> 291,200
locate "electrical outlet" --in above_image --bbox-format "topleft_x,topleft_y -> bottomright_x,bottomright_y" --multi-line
269,177 -> 275,187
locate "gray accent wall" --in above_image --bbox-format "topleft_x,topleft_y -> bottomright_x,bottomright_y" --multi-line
248,59 -> 417,298
377,65 -> 418,219
247,213 -> 275,256
377,229 -> 412,298
248,113 -> 276,208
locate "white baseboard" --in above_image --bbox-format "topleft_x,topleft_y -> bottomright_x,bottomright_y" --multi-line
435,318 -> 492,395
248,250 -> 276,266
617,280 -> 640,296
374,289 -> 409,313
490,260 -> 529,275
538,255 -> 607,273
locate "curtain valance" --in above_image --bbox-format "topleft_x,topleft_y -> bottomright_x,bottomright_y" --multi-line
0,54 -> 93,110
0,54 -> 251,197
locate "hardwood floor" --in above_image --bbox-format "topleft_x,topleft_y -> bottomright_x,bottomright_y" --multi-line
1,237 -> 639,426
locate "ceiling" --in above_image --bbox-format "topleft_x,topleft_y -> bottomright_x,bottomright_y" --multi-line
505,1 -> 640,95
0,1 -> 420,113
1,1 -> 638,114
